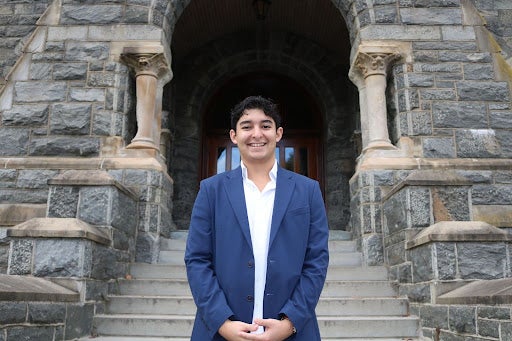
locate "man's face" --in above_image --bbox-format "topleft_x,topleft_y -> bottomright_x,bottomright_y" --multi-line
229,108 -> 283,166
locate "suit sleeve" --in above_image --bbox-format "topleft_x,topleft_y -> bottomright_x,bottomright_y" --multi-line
184,181 -> 234,338
279,180 -> 329,332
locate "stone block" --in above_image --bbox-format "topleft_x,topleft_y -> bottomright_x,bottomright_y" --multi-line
383,190 -> 408,234
463,63 -> 494,80
472,184 -> 512,205
478,306 -> 511,320
502,322 -> 512,341
69,87 -> 105,102
111,189 -> 137,233
431,186 -> 470,222
0,203 -> 46,226
409,188 -> 431,228
478,318 -> 500,338
490,111 -> 512,129
455,129 -> 501,158
374,6 -> 397,23
439,52 -> 491,63
8,239 -> 32,275
0,302 -> 26,324
135,232 -> 159,263
360,24 -> 441,40
29,137 -> 100,156
449,305 -> 476,334
78,186 -> 111,225
420,304 -> 449,329
423,137 -> 455,158
64,303 -> 94,340
410,244 -> 435,282
29,63 -> 52,80
362,233 -> 383,265
33,239 -> 93,277
0,128 -> 29,156
64,42 -> 110,62
457,242 -> 508,279
496,129 -> 512,157
17,170 -> 58,189
2,104 -> 49,126
413,41 -> 477,51
5,326 -> 55,340
441,26 -> 476,41
28,302 -> 66,323
432,101 -> 487,128
48,186 -> 79,218
400,8 -> 462,24
47,26 -> 88,41
473,205 -> 512,227
419,89 -> 456,100
14,81 -> 67,102
61,5 -> 123,25
457,81 -> 509,102
126,5 -> 149,23
53,63 -> 88,80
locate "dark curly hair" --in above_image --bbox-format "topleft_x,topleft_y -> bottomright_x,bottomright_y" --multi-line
230,96 -> 281,130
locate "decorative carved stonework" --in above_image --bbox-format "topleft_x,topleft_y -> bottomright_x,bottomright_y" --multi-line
355,52 -> 401,78
120,53 -> 170,151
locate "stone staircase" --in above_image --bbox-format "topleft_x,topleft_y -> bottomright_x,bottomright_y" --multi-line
83,233 -> 422,340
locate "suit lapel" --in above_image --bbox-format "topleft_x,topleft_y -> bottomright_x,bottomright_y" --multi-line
269,168 -> 295,248
224,167 -> 252,251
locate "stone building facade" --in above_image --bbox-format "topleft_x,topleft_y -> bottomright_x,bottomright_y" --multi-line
0,0 -> 512,340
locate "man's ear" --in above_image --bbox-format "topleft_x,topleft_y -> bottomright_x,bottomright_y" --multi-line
276,127 -> 283,143
229,129 -> 238,144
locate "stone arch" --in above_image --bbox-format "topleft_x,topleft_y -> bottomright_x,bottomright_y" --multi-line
167,31 -> 358,230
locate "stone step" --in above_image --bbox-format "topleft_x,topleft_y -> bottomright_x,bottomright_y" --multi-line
106,295 -> 409,317
159,238 -> 358,253
117,278 -> 396,297
93,314 -> 419,338
158,249 -> 363,266
321,280 -> 397,297
129,263 -> 388,281
318,316 -> 420,338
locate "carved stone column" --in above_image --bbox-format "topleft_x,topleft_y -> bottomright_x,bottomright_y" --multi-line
353,50 -> 400,151
121,53 -> 170,150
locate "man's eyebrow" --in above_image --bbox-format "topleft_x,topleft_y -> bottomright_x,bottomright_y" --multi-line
238,119 -> 274,125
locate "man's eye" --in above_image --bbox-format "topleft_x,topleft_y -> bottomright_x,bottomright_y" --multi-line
241,126 -> 250,130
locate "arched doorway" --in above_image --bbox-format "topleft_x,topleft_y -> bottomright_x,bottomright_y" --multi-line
167,0 -> 357,231
201,71 -> 324,190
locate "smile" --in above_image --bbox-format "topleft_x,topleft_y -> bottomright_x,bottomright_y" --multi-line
249,143 -> 266,147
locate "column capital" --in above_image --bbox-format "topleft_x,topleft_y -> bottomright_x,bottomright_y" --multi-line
121,53 -> 169,79
354,51 -> 401,78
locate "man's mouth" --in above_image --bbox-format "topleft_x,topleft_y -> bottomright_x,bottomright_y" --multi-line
249,143 -> 266,147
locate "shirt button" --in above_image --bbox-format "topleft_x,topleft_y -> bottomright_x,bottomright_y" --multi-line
247,295 -> 254,302
248,261 -> 254,268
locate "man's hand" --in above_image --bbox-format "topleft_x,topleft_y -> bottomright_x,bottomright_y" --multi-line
218,320 -> 259,341
238,318 -> 295,341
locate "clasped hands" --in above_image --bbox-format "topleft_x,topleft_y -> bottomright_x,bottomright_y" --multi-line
219,317 -> 295,341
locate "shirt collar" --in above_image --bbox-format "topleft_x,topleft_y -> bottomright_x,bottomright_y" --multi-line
241,160 -> 278,182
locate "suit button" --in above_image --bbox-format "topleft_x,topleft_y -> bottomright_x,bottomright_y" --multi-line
248,261 -> 254,268
247,295 -> 253,302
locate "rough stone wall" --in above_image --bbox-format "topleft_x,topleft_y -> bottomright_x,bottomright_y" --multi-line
0,1 -> 50,81
473,0 -> 512,66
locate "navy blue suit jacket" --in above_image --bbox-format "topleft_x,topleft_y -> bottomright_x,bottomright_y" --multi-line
185,166 -> 329,340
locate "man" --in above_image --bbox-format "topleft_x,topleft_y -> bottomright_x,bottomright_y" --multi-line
185,96 -> 329,340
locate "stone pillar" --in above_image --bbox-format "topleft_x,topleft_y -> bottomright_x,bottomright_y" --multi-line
121,53 -> 171,151
351,49 -> 400,151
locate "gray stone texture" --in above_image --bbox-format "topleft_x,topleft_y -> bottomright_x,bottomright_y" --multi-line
33,239 -> 93,277
5,326 -> 55,341
455,129 -> 501,158
29,137 -> 100,156
8,239 -> 32,275
64,303 -> 94,340
449,306 -> 476,334
50,103 -> 91,134
432,102 -> 487,129
457,81 -> 510,102
420,304 -> 449,329
423,137 -> 455,158
0,302 -> 26,324
27,302 -> 66,324
48,186 -> 80,218
457,242 -> 508,279
2,104 -> 49,126
0,128 -> 30,156
14,81 -> 67,103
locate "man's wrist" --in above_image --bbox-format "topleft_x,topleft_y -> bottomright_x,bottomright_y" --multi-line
279,314 -> 297,335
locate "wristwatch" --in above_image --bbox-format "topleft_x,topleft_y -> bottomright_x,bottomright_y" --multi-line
279,314 -> 297,334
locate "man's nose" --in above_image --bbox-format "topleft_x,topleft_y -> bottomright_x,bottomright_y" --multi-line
252,126 -> 263,137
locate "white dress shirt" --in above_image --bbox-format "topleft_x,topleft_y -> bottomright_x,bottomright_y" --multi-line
241,160 -> 277,334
